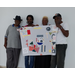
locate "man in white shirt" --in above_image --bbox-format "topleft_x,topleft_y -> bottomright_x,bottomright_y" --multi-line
51,13 -> 69,68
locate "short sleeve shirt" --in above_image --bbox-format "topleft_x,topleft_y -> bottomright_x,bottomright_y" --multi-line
5,24 -> 21,48
56,23 -> 69,44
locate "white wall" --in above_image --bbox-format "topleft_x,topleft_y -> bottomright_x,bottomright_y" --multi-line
0,7 -> 75,68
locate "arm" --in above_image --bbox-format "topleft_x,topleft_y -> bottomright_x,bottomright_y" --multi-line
56,24 -> 69,37
31,24 -> 39,27
4,26 -> 9,48
4,37 -> 7,49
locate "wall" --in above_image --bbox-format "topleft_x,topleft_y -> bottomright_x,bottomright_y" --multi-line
0,7 -> 75,68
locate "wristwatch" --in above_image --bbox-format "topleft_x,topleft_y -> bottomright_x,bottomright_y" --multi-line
60,26 -> 63,29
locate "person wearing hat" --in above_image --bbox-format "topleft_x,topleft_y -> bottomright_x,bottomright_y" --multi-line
4,15 -> 22,68
50,13 -> 69,68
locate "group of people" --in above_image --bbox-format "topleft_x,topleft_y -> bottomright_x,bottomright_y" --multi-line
4,13 -> 69,68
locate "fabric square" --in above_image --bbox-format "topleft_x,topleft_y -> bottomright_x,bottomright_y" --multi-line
27,30 -> 31,35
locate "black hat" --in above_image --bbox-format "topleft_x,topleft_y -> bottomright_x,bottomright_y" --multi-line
53,13 -> 62,19
14,15 -> 22,21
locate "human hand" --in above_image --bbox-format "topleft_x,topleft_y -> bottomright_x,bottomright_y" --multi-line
32,25 -> 35,27
35,24 -> 39,26
49,24 -> 51,26
4,43 -> 7,49
56,23 -> 62,29
22,26 -> 24,27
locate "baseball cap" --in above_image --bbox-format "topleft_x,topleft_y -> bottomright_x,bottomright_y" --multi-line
53,13 -> 62,19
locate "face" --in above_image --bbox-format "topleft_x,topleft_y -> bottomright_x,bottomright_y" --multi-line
27,17 -> 33,24
15,20 -> 21,26
37,37 -> 44,45
54,16 -> 62,24
42,18 -> 48,25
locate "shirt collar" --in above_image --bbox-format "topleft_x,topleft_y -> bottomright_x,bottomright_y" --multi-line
12,24 -> 20,28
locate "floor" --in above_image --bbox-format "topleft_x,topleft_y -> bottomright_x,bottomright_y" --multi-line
0,66 -> 6,68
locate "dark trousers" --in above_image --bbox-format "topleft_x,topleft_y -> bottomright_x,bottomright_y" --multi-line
34,55 -> 51,68
50,44 -> 67,68
25,56 -> 34,68
6,48 -> 21,68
